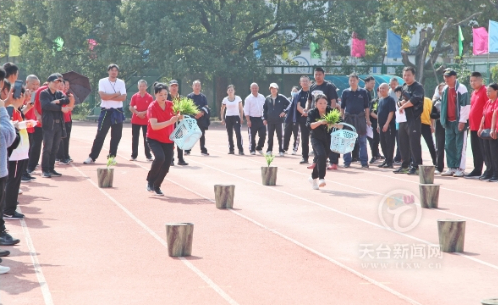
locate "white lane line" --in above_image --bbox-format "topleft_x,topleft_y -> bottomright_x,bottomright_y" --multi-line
126,160 -> 421,305
70,164 -> 239,305
17,207 -> 54,305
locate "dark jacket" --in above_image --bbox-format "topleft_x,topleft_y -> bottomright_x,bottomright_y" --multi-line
262,94 -> 290,124
39,88 -> 69,131
306,106 -> 334,142
401,81 -> 425,120
187,92 -> 210,129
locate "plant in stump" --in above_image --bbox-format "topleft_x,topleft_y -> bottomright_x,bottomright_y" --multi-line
107,156 -> 117,170
98,156 -> 117,188
265,154 -> 275,167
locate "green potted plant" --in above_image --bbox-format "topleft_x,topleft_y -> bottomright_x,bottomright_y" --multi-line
97,157 -> 117,188
261,154 -> 277,186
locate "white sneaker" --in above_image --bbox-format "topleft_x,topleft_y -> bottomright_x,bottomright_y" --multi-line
250,151 -> 256,155
18,189 -> 23,195
453,168 -> 465,177
0,265 -> 10,274
279,152 -> 284,157
292,150 -> 297,155
434,170 -> 441,175
318,179 -> 326,187
129,157 -> 136,161
266,151 -> 272,156
309,177 -> 319,190
256,150 -> 263,155
441,168 -> 456,176
83,157 -> 95,164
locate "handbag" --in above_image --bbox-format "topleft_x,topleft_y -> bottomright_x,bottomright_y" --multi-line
480,129 -> 492,140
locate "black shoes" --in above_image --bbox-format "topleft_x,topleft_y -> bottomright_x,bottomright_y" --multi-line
42,171 -> 51,178
0,249 -> 10,257
146,182 -> 154,192
170,160 -> 175,166
228,150 -> 235,154
0,231 -> 20,246
479,173 -> 493,180
299,159 -> 309,164
154,188 -> 164,196
49,170 -> 62,177
377,161 -> 387,168
464,170 -> 481,179
3,211 -> 25,220
407,168 -> 419,175
239,150 -> 245,155
489,176 -> 498,182
178,160 -> 189,166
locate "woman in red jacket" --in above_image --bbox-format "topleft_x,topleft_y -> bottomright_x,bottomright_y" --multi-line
478,83 -> 498,182
146,82 -> 182,196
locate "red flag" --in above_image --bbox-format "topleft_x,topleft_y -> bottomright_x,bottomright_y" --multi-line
472,27 -> 488,55
88,39 -> 97,51
351,32 -> 366,58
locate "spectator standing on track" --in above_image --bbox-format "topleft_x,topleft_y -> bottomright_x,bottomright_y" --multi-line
283,86 -> 300,155
185,80 -> 210,156
295,76 -> 312,164
56,79 -> 75,165
431,83 -> 446,174
376,83 -> 396,168
168,79 -> 188,166
28,82 -> 48,174
263,83 -> 290,157
129,79 -> 154,162
244,83 -> 266,155
421,97 -> 437,166
477,83 -> 498,182
220,84 -> 244,155
21,74 -> 40,181
368,86 -> 383,164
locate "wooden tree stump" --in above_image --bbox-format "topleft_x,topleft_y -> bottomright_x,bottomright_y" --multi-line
261,167 -> 277,186
165,223 -> 194,257
482,298 -> 498,305
97,168 -> 114,188
214,185 -> 235,209
419,165 -> 435,184
419,184 -> 440,209
437,219 -> 465,253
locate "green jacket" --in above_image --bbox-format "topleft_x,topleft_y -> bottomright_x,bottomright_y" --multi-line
440,80 -> 470,128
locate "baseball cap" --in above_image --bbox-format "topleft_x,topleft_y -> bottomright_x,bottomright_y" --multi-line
47,73 -> 63,82
269,83 -> 279,89
169,79 -> 179,86
443,69 -> 457,77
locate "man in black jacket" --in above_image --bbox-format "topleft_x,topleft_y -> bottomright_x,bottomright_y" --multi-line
263,83 -> 290,156
185,80 -> 210,156
40,73 -> 74,178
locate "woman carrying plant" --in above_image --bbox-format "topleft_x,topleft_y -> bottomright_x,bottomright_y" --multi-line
146,82 -> 182,196
477,83 -> 498,182
306,94 -> 341,190
220,84 -> 244,155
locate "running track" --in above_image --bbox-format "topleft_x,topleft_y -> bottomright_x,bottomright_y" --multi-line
1,121 -> 497,305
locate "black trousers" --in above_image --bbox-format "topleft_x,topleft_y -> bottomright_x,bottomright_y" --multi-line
267,122 -> 283,153
435,120 -> 445,172
367,120 -> 380,157
394,130 -> 401,162
311,138 -> 330,179
131,124 -> 152,159
0,176 -> 7,231
379,125 -> 396,165
225,116 -> 243,152
42,124 -> 62,172
421,124 -> 437,166
482,138 -> 498,177
28,126 -> 43,172
185,126 -> 207,154
470,130 -> 486,175
57,121 -> 72,160
398,117 -> 422,169
146,138 -> 174,189
283,122 -> 300,152
248,117 -> 266,152
299,120 -> 310,160
89,114 -> 123,160
4,159 -> 28,215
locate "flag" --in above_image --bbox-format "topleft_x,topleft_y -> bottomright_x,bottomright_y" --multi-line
386,29 -> 401,58
88,39 -> 97,51
310,42 -> 320,59
458,26 -> 464,56
472,27 -> 488,55
489,20 -> 498,53
9,35 -> 21,57
253,41 -> 261,59
351,32 -> 366,58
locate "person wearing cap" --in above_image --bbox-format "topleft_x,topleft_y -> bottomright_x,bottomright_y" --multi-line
129,79 -> 153,162
167,79 -> 188,165
84,64 -> 127,164
40,73 -> 74,178
244,82 -> 266,155
439,68 -> 470,177
262,83 -> 290,156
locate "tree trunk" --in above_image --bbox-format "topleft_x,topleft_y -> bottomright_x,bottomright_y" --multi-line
419,165 -> 435,184
214,185 -> 235,209
165,223 -> 194,257
261,167 -> 277,186
97,168 -> 114,188
437,219 -> 465,253
419,184 -> 440,209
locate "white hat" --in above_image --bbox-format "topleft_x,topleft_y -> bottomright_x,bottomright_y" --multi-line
269,83 -> 279,89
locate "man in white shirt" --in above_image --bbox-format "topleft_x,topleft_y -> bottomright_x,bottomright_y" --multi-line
84,64 -> 127,163
244,83 -> 266,155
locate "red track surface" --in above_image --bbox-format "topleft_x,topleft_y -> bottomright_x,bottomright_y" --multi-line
1,121 -> 497,305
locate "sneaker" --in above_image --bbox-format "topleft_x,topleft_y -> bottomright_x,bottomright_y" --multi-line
201,152 -> 209,156
146,182 -> 154,192
393,160 -> 402,165
318,179 -> 326,187
480,173 -> 493,180
407,168 -> 419,175
68,158 -> 73,163
0,231 -> 20,246
170,160 -> 175,166
369,157 -> 377,164
55,159 -> 60,164
343,164 -> 351,168
299,159 -> 309,164
464,171 -> 481,179
178,160 -> 189,166
239,150 -> 245,156
292,150 -> 297,155
256,150 -> 263,155
129,157 -> 137,161
266,151 -> 273,156
83,157 -> 95,164
146,157 -> 154,162
394,167 -> 409,174
3,211 -> 25,220
352,158 -> 359,163
383,163 -> 394,168
18,189 -> 23,195
453,169 -> 465,177
184,151 -> 191,156
59,159 -> 71,165
361,165 -> 370,169
309,177 -> 319,190
488,176 -> 498,182
279,152 -> 284,157
441,168 -> 456,176
49,170 -> 62,177
27,169 -> 34,174
0,249 -> 10,257
307,163 -> 316,170
250,151 -> 256,155
434,170 -> 441,175
21,175 -> 31,183
327,164 -> 338,170
0,265 -> 10,274
42,171 -> 52,178
154,188 -> 164,196
228,150 -> 235,154
377,161 -> 387,168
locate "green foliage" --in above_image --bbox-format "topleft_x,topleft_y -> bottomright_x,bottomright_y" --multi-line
172,97 -> 199,116
317,109 -> 341,131
491,64 -> 498,83
106,156 -> 117,169
265,154 -> 275,167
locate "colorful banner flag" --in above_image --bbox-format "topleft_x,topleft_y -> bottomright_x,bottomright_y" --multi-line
472,27 -> 488,55
386,29 -> 401,58
351,32 -> 366,58
253,41 -> 261,59
310,42 -> 320,59
489,20 -> 498,53
9,35 -> 21,57
458,26 -> 464,56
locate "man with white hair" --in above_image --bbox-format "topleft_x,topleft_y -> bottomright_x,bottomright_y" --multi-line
22,74 -> 41,182
244,83 -> 266,155
376,83 -> 397,168
262,83 -> 290,156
